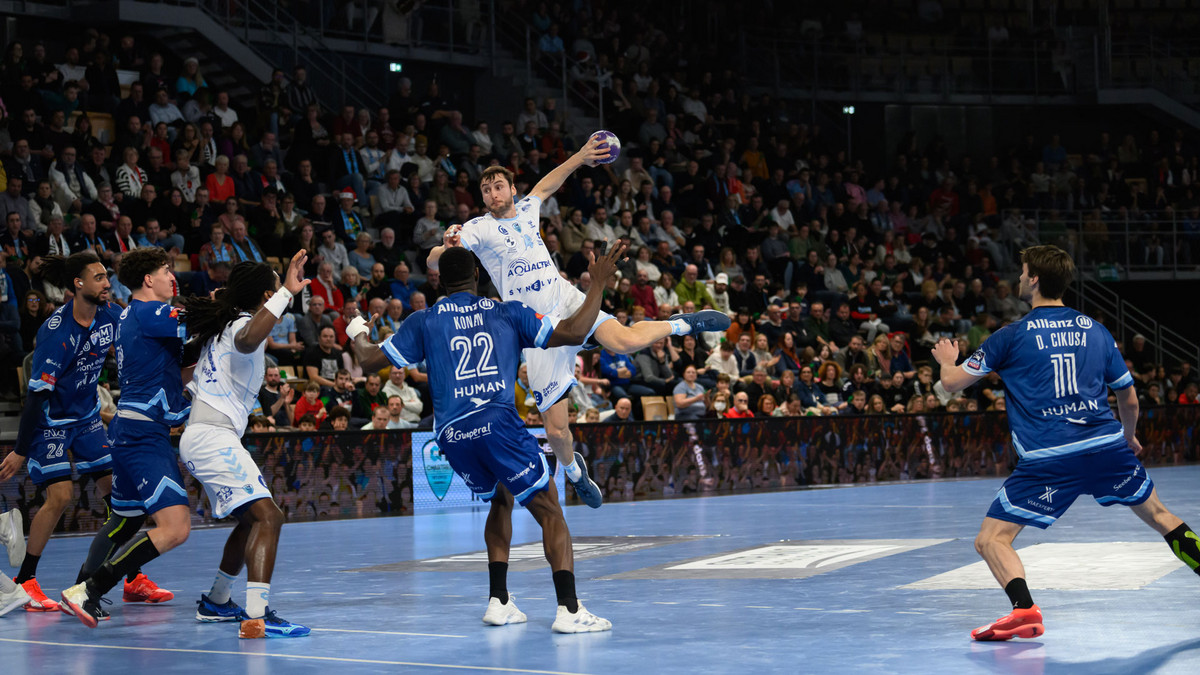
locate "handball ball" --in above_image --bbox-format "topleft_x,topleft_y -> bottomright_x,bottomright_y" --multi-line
589,130 -> 621,164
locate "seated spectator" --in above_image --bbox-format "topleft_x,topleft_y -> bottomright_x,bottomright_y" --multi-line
293,382 -> 327,426
724,392 -> 755,419
673,365 -> 708,420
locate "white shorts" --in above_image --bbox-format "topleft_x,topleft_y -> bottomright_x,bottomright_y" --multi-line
525,285 -> 614,413
179,423 -> 271,520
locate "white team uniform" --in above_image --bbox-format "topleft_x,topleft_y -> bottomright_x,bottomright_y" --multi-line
459,195 -> 614,412
180,314 -> 272,519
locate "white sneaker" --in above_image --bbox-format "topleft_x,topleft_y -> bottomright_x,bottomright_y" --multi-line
551,601 -> 612,633
0,510 -> 24,567
0,576 -> 31,617
482,595 -> 527,626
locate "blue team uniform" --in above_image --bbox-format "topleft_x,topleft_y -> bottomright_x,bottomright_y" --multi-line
382,292 -> 559,506
108,299 -> 191,517
22,300 -> 120,484
962,306 -> 1150,529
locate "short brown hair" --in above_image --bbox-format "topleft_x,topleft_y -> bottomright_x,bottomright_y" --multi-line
1021,245 -> 1075,300
480,165 -> 514,187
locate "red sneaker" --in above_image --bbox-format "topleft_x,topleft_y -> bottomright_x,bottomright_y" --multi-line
971,605 -> 1044,641
123,573 -> 174,603
19,578 -> 59,611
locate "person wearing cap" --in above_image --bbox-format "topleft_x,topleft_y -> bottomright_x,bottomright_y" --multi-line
332,188 -> 366,243
710,272 -> 732,316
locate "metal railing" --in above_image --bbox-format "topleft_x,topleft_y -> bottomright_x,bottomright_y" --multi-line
1030,212 -> 1200,280
1067,274 -> 1200,369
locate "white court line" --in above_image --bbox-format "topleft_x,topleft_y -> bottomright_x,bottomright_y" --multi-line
312,628 -> 467,638
0,637 -> 585,674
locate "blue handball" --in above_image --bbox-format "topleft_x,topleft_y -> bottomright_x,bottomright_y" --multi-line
588,130 -> 621,164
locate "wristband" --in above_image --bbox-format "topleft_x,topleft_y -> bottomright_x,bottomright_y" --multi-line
346,315 -> 370,341
264,287 -> 293,318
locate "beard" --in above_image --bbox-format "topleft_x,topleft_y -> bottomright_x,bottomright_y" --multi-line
81,290 -> 107,306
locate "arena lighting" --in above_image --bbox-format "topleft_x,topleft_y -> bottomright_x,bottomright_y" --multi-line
842,105 -> 856,115
843,105 -> 855,161
389,62 -> 403,72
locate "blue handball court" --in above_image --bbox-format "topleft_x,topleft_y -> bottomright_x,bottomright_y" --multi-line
4,465 -> 1200,675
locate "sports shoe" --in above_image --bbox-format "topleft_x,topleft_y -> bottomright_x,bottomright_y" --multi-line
482,595 -> 528,626
569,452 -> 603,509
60,582 -> 102,628
971,605 -> 1044,641
239,608 -> 311,638
61,595 -> 111,621
20,578 -> 59,612
0,577 -> 31,617
551,601 -> 612,633
669,309 -> 732,335
196,593 -> 248,622
0,510 -> 24,567
123,573 -> 174,603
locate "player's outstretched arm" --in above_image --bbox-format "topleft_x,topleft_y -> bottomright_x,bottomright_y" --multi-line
932,337 -> 984,393
349,314 -> 390,373
529,134 -> 612,202
546,241 -> 626,348
234,251 -> 311,354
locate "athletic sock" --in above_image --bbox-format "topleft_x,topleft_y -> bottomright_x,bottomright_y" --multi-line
87,532 -> 160,598
246,582 -> 270,619
210,569 -> 237,605
488,562 -> 509,604
1165,522 -> 1200,574
668,319 -> 691,336
552,570 -> 578,613
1003,577 -> 1035,610
76,513 -> 144,584
563,460 -> 583,482
15,553 -> 40,585
127,570 -> 141,584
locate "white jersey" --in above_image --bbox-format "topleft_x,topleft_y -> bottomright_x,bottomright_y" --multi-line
459,195 -> 577,316
191,314 -> 264,436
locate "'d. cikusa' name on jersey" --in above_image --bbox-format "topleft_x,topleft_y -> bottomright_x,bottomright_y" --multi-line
963,306 -> 1133,462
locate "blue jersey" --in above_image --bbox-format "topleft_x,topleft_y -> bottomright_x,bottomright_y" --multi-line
963,305 -> 1134,462
27,300 -> 120,426
381,292 -> 558,434
115,299 -> 190,425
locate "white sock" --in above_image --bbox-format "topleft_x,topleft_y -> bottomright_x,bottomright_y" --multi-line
209,569 -> 236,605
563,459 -> 583,482
246,582 -> 270,619
668,318 -> 691,335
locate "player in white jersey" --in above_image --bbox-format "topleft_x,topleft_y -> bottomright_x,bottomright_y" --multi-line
429,137 -> 730,508
177,252 -> 311,638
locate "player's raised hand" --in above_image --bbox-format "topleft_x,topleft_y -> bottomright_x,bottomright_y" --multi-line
587,240 -> 627,288
346,312 -> 379,342
443,224 -> 464,248
577,134 -> 612,167
932,337 -> 959,366
284,250 -> 311,295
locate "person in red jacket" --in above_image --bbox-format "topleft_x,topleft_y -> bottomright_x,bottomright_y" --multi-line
724,392 -> 755,419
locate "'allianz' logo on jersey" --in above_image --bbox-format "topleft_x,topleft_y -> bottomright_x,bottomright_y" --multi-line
1026,318 -> 1075,330
507,258 -> 553,277
436,298 -> 494,314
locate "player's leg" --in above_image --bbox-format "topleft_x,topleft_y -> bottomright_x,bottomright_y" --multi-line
970,516 -> 1044,641
236,497 -> 307,638
14,477 -> 72,611
1128,490 -> 1200,576
481,485 -> 527,626
527,345 -> 602,508
522,481 -> 610,633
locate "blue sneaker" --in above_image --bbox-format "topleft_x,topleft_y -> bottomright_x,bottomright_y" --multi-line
240,607 -> 310,638
670,309 -> 732,334
196,594 -> 248,623
569,451 -> 603,509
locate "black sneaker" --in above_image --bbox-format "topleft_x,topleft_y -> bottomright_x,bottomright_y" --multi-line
669,309 -> 732,334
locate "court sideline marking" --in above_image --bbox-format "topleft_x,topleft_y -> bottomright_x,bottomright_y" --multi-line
0,638 -> 590,674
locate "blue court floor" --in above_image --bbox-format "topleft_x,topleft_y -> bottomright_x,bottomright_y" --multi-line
3,466 -> 1200,674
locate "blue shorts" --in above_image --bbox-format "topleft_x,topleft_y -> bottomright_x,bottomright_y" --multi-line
108,416 -> 189,517
26,416 -> 112,485
987,446 -> 1153,529
437,407 -> 551,507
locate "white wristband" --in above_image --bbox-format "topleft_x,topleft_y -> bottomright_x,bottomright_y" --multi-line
346,315 -> 370,341
264,287 -> 293,318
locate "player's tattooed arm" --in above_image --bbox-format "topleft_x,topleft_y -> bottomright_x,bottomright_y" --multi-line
546,241 -> 626,348
234,250 -> 310,354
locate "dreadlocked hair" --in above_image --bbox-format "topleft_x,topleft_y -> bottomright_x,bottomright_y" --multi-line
39,251 -> 102,290
179,261 -> 278,347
